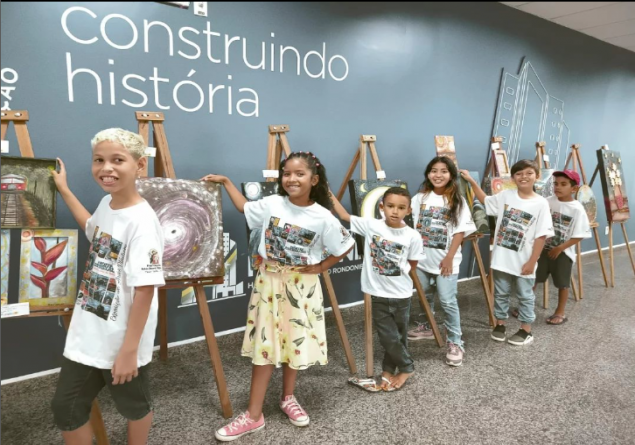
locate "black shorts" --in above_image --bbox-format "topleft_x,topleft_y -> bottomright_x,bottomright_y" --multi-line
535,250 -> 573,289
51,357 -> 153,431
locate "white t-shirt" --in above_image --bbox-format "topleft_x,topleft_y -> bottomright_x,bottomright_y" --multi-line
349,216 -> 425,299
485,190 -> 554,278
411,192 -> 476,275
64,195 -> 165,369
544,196 -> 591,263
244,195 -> 355,266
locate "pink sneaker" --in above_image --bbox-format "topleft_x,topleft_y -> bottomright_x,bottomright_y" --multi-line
279,395 -> 310,426
407,322 -> 434,341
214,411 -> 265,442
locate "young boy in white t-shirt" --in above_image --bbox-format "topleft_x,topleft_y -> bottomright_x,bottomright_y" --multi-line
461,160 -> 554,346
51,128 -> 165,444
332,187 -> 424,390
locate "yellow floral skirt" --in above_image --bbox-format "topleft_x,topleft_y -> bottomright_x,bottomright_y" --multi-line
241,262 -> 328,370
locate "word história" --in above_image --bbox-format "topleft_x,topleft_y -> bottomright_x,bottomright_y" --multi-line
61,6 -> 350,118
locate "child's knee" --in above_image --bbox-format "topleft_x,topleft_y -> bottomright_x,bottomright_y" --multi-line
51,391 -> 91,432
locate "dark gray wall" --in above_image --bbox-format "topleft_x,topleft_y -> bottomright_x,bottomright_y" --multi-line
1,1 -> 634,380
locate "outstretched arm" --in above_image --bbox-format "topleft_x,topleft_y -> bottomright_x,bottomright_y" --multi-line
459,170 -> 487,204
200,174 -> 247,213
51,158 -> 91,230
329,190 -> 350,222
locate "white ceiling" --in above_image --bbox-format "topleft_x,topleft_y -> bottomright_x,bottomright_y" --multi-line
500,2 -> 635,53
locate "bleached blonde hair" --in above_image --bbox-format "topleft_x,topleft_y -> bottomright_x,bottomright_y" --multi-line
91,128 -> 146,160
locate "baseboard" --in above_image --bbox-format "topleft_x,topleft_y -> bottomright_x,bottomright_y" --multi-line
1,367 -> 62,386
580,241 -> 632,256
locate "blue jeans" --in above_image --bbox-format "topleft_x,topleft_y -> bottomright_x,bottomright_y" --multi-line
493,270 -> 536,324
415,270 -> 463,349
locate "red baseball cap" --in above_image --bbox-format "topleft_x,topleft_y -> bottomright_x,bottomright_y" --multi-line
553,169 -> 581,186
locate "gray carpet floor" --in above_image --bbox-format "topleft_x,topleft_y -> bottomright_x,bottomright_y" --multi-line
2,247 -> 635,445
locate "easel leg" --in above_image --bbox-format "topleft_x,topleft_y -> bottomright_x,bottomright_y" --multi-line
592,227 -> 609,287
472,239 -> 495,327
410,271 -> 443,348
159,288 -> 168,361
321,272 -> 357,375
608,224 -> 615,287
620,222 -> 635,276
570,277 -> 579,301
62,315 -> 110,445
577,246 -> 583,300
543,282 -> 549,309
364,293 -> 373,378
194,285 -> 233,419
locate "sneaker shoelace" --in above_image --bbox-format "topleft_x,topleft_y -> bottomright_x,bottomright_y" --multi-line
225,413 -> 253,432
448,343 -> 460,356
282,397 -> 306,417
414,322 -> 430,332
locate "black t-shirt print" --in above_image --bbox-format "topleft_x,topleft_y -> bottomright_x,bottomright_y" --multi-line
496,205 -> 535,252
416,204 -> 451,250
265,216 -> 318,266
369,235 -> 404,277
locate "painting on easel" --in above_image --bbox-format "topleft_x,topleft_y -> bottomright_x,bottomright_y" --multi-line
137,177 -> 225,280
1,229 -> 9,306
434,136 -> 458,167
348,179 -> 414,254
241,182 -> 279,265
575,185 -> 597,224
596,149 -> 629,223
18,229 -> 78,307
1,156 -> 58,229
459,172 -> 489,234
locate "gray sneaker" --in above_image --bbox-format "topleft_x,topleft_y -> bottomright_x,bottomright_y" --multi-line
407,322 -> 434,341
446,342 -> 463,367
507,329 -> 534,346
491,324 -> 507,342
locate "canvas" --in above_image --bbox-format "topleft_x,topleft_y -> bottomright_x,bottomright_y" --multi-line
596,149 -> 629,223
18,229 -> 78,308
137,177 -> 225,280
1,156 -> 58,229
434,135 -> 458,168
535,168 -> 554,198
1,229 -> 9,306
348,179 -> 414,255
492,148 -> 511,178
459,172 -> 489,234
575,184 -> 597,224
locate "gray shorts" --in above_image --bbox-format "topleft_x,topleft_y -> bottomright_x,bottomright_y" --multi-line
51,357 -> 153,431
535,250 -> 573,289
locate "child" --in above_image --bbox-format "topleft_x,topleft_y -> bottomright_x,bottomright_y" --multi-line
331,187 -> 424,390
535,170 -> 591,324
460,160 -> 554,346
407,157 -> 476,366
202,151 -> 354,442
50,129 -> 165,445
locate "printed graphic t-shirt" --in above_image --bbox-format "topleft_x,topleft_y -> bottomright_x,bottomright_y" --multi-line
64,195 -> 165,369
350,216 -> 425,298
544,196 -> 591,263
244,195 -> 355,266
412,192 -> 476,275
485,189 -> 554,278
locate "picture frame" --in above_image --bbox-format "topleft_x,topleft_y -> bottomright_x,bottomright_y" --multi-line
434,135 -> 458,168
596,148 -> 629,223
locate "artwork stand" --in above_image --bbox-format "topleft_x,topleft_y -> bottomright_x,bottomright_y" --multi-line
436,135 -> 495,327
589,145 -> 635,287
335,135 -> 443,383
263,124 -> 357,375
135,111 -> 232,418
1,110 -> 109,445
562,144 -> 609,294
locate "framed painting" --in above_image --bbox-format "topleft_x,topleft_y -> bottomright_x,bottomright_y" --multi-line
575,184 -> 597,224
459,172 -> 489,234
137,177 -> 225,280
596,149 -> 629,223
535,168 -> 554,198
491,147 -> 511,178
434,135 -> 458,168
1,156 -> 58,229
18,229 -> 78,308
1,229 -> 9,306
348,179 -> 414,254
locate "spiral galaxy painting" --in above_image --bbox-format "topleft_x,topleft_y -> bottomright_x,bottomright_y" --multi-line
137,178 -> 224,280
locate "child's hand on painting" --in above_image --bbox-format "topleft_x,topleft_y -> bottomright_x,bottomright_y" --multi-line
111,349 -> 138,385
458,169 -> 474,184
50,158 -> 69,193
200,174 -> 228,185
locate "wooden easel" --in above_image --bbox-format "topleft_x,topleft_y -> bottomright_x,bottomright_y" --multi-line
135,111 -> 232,418
562,143 -> 609,294
335,135 -> 443,380
1,110 -> 109,445
589,145 -> 635,287
535,142 -> 580,308
264,124 -> 357,375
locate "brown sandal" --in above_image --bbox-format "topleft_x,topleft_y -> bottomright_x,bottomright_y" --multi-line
546,315 -> 568,325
